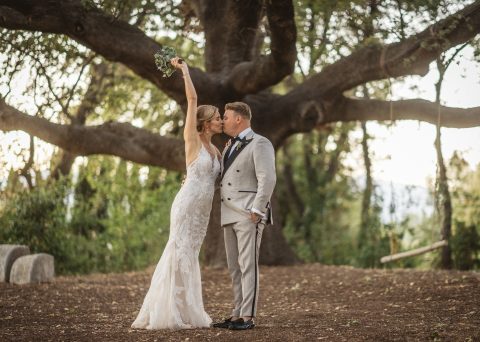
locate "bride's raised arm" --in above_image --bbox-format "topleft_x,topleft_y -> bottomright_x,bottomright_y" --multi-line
171,58 -> 200,167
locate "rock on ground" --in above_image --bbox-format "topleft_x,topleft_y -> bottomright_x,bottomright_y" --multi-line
9,253 -> 55,285
0,245 -> 30,282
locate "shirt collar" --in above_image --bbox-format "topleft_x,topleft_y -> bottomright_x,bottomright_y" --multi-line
237,127 -> 252,140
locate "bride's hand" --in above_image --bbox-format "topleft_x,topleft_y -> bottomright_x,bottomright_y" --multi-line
170,57 -> 188,74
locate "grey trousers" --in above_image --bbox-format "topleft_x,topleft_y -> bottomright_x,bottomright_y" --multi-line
223,219 -> 265,318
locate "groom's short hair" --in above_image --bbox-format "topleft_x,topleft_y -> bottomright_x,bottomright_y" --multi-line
225,102 -> 252,120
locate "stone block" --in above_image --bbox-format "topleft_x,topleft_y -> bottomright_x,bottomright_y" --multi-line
0,244 -> 30,282
10,253 -> 55,285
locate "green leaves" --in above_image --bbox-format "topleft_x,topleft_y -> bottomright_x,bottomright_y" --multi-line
0,159 -> 182,275
154,46 -> 178,78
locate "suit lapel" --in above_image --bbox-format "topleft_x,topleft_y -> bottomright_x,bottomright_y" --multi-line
221,137 -> 232,170
223,142 -> 233,167
221,131 -> 255,179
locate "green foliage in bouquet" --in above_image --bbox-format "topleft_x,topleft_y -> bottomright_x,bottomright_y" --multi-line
154,46 -> 178,77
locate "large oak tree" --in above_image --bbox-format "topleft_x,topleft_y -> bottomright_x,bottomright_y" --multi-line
1,0 -> 480,266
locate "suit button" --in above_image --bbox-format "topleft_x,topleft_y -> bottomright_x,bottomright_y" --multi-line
228,183 -> 231,186
236,170 -> 240,172
221,199 -> 224,202
220,184 -> 222,187
227,198 -> 231,200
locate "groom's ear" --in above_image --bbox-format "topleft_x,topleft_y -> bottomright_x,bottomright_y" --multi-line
235,113 -> 242,124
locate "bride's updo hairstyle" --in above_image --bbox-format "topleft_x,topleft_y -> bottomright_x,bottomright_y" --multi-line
196,105 -> 218,132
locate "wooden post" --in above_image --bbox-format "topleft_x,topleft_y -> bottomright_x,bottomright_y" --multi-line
380,240 -> 448,264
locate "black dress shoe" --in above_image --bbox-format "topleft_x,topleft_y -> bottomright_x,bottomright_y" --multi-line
211,317 -> 233,329
228,318 -> 255,330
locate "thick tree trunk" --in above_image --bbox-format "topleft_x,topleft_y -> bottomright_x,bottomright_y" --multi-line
203,190 -> 227,267
259,192 -> 299,265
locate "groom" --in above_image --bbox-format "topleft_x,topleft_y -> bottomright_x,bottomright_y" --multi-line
213,102 -> 276,330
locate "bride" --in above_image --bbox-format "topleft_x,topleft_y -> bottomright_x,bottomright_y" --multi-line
131,57 -> 222,329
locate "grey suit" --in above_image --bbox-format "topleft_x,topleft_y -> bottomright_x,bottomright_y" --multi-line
220,130 -> 276,318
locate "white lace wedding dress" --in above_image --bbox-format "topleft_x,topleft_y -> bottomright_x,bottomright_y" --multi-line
132,145 -> 219,329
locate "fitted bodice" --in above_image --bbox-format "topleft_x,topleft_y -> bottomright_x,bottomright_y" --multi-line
184,144 -> 221,188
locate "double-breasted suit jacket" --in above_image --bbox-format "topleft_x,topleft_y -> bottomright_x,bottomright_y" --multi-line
220,130 -> 276,227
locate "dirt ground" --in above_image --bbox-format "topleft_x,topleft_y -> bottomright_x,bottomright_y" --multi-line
1,263 -> 479,341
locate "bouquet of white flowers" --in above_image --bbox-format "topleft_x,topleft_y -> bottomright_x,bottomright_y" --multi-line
154,46 -> 183,77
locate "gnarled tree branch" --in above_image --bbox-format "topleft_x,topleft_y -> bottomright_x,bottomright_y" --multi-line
190,0 -> 264,74
223,0 -> 264,70
328,97 -> 480,128
0,99 -> 185,171
225,0 -> 297,96
263,94 -> 480,148
0,0 -> 218,105
51,61 -> 113,179
188,0 -> 229,73
288,0 -> 480,99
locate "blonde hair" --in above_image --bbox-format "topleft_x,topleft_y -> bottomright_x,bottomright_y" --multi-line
225,102 -> 252,120
196,105 -> 218,132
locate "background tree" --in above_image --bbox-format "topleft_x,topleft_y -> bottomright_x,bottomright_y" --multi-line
448,152 -> 480,270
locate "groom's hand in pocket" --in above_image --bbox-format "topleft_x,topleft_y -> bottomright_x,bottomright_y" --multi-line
250,212 -> 262,224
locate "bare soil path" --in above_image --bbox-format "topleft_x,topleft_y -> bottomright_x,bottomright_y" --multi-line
1,264 -> 479,341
